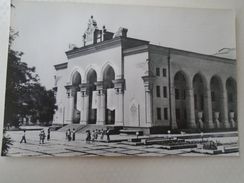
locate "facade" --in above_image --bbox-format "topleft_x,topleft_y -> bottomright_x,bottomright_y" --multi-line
53,17 -> 237,131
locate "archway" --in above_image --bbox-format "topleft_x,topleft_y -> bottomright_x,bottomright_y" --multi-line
103,65 -> 115,125
226,78 -> 237,125
71,71 -> 81,123
210,76 -> 223,127
174,71 -> 188,129
193,73 -> 206,128
87,69 -> 97,124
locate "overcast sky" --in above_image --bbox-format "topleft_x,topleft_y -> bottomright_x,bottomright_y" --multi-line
11,0 -> 236,89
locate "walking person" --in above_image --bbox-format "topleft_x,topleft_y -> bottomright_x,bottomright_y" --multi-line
20,130 -> 27,143
39,130 -> 46,144
100,129 -> 105,140
47,128 -> 51,141
106,128 -> 111,142
86,130 -> 91,144
72,128 -> 76,141
67,129 -> 71,141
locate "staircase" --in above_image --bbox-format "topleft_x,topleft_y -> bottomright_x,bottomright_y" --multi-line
57,124 -> 86,132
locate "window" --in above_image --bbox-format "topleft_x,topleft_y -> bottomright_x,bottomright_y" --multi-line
175,89 -> 180,100
157,108 -> 162,120
228,93 -> 233,102
163,68 -> 167,77
200,94 -> 204,110
176,108 -> 180,120
211,91 -> 215,102
163,86 -> 167,98
156,67 -> 160,76
194,94 -> 197,109
156,85 -> 161,97
182,90 -> 186,100
164,108 -> 168,120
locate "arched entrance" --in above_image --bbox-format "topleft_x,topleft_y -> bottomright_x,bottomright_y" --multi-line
193,73 -> 206,128
71,71 -> 81,123
210,76 -> 223,128
87,69 -> 97,124
174,71 -> 187,129
103,65 -> 115,125
226,78 -> 237,126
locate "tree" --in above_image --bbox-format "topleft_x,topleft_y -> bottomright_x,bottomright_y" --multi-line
4,29 -> 56,127
1,129 -> 13,156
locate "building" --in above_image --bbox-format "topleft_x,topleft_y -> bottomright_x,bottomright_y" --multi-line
53,16 -> 237,133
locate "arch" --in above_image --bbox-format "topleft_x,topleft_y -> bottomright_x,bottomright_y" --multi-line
210,75 -> 224,127
71,71 -> 81,86
193,73 -> 207,128
226,77 -> 237,123
174,71 -> 188,129
100,62 -> 119,80
68,66 -> 84,84
84,64 -> 100,83
173,70 -> 191,88
86,68 -> 97,124
103,64 -> 115,89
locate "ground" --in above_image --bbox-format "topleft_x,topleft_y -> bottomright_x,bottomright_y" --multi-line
3,127 -> 239,157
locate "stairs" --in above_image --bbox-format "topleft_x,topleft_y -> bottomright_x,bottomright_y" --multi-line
57,124 -> 86,132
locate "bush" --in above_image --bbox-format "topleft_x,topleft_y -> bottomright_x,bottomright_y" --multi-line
1,129 -> 13,156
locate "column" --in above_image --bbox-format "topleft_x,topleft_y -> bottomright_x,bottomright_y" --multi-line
222,87 -> 230,128
96,81 -> 105,125
142,76 -> 154,127
80,83 -> 89,125
113,79 -> 125,126
64,85 -> 74,124
204,88 -> 214,129
169,84 -> 177,129
186,87 -> 196,128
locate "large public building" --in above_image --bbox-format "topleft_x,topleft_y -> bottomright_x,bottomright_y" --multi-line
53,16 -> 237,133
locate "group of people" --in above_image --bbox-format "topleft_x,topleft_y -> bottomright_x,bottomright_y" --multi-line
65,128 -> 76,141
20,128 -> 51,144
85,128 -> 111,143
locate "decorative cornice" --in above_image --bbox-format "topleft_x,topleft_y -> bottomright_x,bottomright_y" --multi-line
54,62 -> 68,70
66,37 -> 122,59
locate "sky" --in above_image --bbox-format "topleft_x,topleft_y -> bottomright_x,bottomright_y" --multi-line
11,0 -> 236,89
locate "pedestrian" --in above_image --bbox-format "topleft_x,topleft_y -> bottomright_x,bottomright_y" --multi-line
72,128 -> 76,141
86,130 -> 91,143
106,128 -> 110,142
47,128 -> 51,141
100,129 -> 105,140
91,130 -> 96,142
94,129 -> 98,140
20,130 -> 27,143
67,129 -> 71,141
39,130 -> 46,144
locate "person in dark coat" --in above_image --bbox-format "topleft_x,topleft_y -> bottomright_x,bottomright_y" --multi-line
86,130 -> 91,143
47,128 -> 51,141
20,130 -> 27,143
72,128 -> 76,141
67,129 -> 71,141
106,128 -> 110,142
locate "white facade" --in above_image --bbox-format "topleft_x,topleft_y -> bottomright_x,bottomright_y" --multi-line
53,21 -> 237,131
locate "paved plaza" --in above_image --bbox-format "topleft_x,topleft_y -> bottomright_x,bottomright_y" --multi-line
4,128 -> 239,157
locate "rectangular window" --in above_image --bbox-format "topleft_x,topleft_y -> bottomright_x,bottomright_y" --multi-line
200,94 -> 204,110
228,93 -> 233,102
211,91 -> 215,102
156,85 -> 161,97
176,108 -> 180,120
163,68 -> 167,77
182,90 -> 186,100
175,89 -> 180,100
157,107 -> 162,120
164,108 -> 168,120
156,67 -> 160,76
163,86 -> 167,98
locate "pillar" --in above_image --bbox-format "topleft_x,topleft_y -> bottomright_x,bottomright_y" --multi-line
142,76 -> 154,127
96,81 -> 105,125
113,79 -> 125,126
204,88 -> 214,129
64,85 -> 75,124
80,83 -> 89,125
186,87 -> 196,128
222,87 -> 230,128
169,84 -> 177,129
